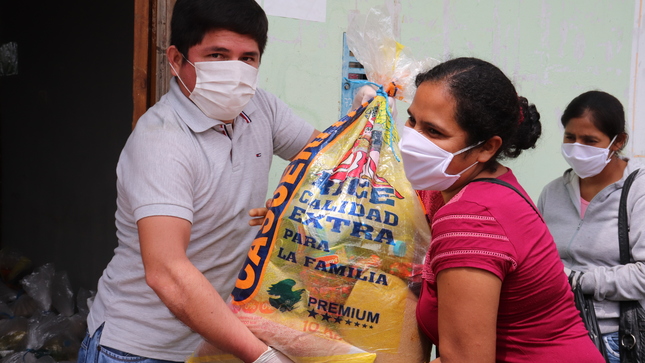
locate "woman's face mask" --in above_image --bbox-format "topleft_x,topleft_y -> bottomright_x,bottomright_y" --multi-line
170,59 -> 258,121
399,127 -> 482,191
561,135 -> 617,179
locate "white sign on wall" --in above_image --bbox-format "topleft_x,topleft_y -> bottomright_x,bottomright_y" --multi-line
263,0 -> 327,23
629,0 -> 645,158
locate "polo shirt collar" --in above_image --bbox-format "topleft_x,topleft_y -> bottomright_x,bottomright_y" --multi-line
167,78 -> 258,133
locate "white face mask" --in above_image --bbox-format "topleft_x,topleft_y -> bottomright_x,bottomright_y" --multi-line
170,59 -> 258,121
399,127 -> 482,191
561,135 -> 617,179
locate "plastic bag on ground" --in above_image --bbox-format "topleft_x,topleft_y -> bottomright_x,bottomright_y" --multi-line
26,312 -> 81,362
51,271 -> 74,317
20,264 -> 55,312
11,294 -> 40,319
0,301 -> 13,318
0,317 -> 28,352
75,288 -> 95,318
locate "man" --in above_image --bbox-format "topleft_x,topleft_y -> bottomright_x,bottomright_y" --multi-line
77,1 -> 317,362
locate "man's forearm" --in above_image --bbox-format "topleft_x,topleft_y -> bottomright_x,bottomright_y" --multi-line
147,258 -> 267,363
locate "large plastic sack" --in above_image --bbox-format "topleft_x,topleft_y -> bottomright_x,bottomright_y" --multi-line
189,6 -> 437,363
0,316 -> 28,352
26,312 -> 82,362
51,271 -> 74,317
191,95 -> 428,363
20,263 -> 55,312
11,294 -> 40,318
75,288 -> 95,318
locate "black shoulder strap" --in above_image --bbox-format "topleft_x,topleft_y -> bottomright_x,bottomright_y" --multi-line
468,178 -> 543,221
618,169 -> 640,265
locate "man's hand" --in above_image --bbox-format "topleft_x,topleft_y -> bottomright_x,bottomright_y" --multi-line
249,199 -> 273,226
252,347 -> 293,363
350,85 -> 398,122
351,85 -> 378,111
248,208 -> 267,226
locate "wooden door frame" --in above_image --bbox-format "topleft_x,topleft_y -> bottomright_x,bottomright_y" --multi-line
133,0 -> 175,129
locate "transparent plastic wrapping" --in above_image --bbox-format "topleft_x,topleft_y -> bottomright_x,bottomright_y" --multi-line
0,317 -> 28,352
20,264 -> 55,312
11,294 -> 40,318
0,301 -> 12,318
26,312 -> 82,362
75,288 -> 95,318
345,6 -> 438,104
51,271 -> 74,317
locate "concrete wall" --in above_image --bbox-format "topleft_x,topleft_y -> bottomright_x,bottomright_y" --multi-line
259,0 -> 639,201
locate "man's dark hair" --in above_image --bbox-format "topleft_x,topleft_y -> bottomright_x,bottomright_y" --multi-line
415,57 -> 542,167
170,0 -> 269,57
561,90 -> 626,141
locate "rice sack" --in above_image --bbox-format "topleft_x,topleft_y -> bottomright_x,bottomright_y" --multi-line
190,92 -> 431,363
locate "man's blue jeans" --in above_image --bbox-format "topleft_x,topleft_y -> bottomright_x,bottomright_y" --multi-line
77,324 -> 182,363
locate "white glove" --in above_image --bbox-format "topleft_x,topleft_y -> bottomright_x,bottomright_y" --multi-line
252,346 -> 293,363
351,85 -> 378,111
350,85 -> 398,123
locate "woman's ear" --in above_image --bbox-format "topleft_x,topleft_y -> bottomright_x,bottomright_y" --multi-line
477,136 -> 502,163
166,46 -> 183,76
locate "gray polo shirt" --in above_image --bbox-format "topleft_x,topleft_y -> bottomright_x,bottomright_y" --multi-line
87,80 -> 314,361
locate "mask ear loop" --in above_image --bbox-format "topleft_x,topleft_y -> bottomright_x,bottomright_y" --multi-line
450,140 -> 485,176
181,54 -> 196,67
453,140 -> 485,156
455,160 -> 479,176
606,135 -> 618,159
168,55 -> 194,95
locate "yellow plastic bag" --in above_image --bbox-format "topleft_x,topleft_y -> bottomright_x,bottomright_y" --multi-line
190,94 -> 430,363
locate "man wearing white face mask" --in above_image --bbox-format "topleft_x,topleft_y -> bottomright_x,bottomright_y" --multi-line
538,91 -> 645,362
78,1 -> 320,363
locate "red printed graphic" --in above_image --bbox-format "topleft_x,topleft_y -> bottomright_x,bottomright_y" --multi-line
328,120 -> 403,199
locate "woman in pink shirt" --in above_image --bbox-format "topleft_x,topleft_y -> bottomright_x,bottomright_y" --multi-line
399,57 -> 604,362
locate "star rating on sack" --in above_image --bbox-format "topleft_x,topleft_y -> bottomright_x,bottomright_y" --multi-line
306,309 -> 373,329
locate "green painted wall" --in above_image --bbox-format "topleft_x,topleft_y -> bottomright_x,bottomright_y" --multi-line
259,0 -> 636,201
